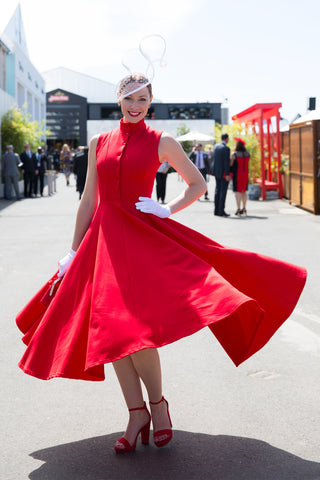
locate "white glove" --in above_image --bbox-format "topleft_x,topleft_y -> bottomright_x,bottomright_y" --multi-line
135,197 -> 171,218
57,248 -> 76,278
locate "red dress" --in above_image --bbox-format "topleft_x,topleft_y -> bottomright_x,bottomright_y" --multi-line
16,119 -> 307,381
232,152 -> 250,193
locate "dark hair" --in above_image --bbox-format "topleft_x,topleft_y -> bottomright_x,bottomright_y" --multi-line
221,133 -> 229,141
235,141 -> 246,152
118,73 -> 152,98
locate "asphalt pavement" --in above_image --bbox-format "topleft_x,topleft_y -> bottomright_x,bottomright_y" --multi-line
1,172 -> 320,480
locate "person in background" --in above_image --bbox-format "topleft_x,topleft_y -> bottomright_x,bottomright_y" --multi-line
34,147 -> 47,197
189,144 -> 210,200
206,146 -> 213,167
211,134 -> 231,216
73,146 -> 88,200
2,145 -> 22,200
60,144 -> 72,186
155,160 -> 170,203
53,149 -> 60,171
1,145 -> 9,198
231,138 -> 250,216
20,143 -> 37,198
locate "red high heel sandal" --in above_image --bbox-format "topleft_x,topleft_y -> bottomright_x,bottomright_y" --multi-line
149,396 -> 173,448
114,402 -> 151,453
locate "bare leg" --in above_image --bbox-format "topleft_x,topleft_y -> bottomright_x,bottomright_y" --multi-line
113,355 -> 144,409
131,349 -> 172,435
113,355 -> 150,448
235,192 -> 241,212
113,349 -> 171,445
242,192 -> 248,210
130,348 -> 162,402
241,192 -> 247,213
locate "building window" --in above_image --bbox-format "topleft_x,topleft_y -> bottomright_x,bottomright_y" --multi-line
146,107 -> 155,119
101,107 -> 122,119
28,72 -> 32,81
35,81 -> 39,89
46,107 -> 82,139
19,61 -> 24,72
168,106 -> 211,120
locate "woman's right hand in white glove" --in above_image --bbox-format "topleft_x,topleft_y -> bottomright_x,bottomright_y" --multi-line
135,197 -> 171,218
58,249 -> 76,278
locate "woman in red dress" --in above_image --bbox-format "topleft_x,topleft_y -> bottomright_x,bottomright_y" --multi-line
231,138 -> 250,216
16,74 -> 306,454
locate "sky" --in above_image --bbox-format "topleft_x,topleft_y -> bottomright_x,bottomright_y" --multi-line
1,0 -> 320,122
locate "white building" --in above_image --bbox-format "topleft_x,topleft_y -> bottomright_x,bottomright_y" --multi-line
1,4 -> 46,122
44,67 -> 220,146
43,67 -> 116,105
0,37 -> 15,131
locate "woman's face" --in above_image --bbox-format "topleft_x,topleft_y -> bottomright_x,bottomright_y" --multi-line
119,84 -> 152,123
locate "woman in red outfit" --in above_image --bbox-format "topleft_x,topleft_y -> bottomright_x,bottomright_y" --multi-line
99,76 -> 206,452
17,74 -> 306,454
231,138 -> 250,216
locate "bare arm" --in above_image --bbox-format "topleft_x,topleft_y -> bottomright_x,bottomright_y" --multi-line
158,133 -> 207,214
71,135 -> 99,251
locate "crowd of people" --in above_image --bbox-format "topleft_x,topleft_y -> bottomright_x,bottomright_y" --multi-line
2,135 -> 249,215
1,143 -> 89,201
1,143 -> 48,200
188,134 -> 250,217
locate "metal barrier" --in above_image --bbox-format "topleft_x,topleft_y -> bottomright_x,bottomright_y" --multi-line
46,171 -> 57,196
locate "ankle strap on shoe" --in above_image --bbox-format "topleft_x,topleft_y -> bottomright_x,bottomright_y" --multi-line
129,401 -> 147,412
149,396 -> 165,405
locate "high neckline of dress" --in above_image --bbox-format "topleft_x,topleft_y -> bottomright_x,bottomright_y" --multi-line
120,117 -> 146,133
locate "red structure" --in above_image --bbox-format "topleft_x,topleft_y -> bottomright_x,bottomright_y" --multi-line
232,103 -> 283,199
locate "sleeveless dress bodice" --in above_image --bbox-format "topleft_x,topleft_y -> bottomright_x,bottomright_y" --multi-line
96,118 -> 161,203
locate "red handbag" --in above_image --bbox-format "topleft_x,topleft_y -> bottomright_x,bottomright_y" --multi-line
40,276 -> 63,307
16,272 -> 63,345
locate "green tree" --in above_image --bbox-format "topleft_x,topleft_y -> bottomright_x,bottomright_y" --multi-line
1,105 -> 50,154
213,123 -> 261,184
176,122 -> 193,154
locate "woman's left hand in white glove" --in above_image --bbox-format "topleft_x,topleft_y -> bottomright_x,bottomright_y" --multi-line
135,197 -> 171,218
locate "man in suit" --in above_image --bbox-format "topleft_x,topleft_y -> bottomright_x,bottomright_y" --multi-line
212,133 -> 231,216
2,145 -> 22,200
20,143 -> 37,198
34,147 -> 47,196
189,143 -> 210,200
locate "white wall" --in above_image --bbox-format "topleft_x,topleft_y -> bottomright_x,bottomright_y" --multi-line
0,87 -> 15,152
0,88 -> 16,195
87,119 -> 215,144
13,42 -> 45,123
43,67 -> 116,103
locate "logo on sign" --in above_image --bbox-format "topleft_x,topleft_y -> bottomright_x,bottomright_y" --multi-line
48,90 -> 70,103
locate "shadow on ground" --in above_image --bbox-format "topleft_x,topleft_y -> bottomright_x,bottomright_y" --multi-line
228,215 -> 269,220
0,198 -> 18,211
29,431 -> 320,480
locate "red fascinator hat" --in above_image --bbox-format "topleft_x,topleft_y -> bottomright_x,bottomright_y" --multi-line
234,137 -> 246,145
